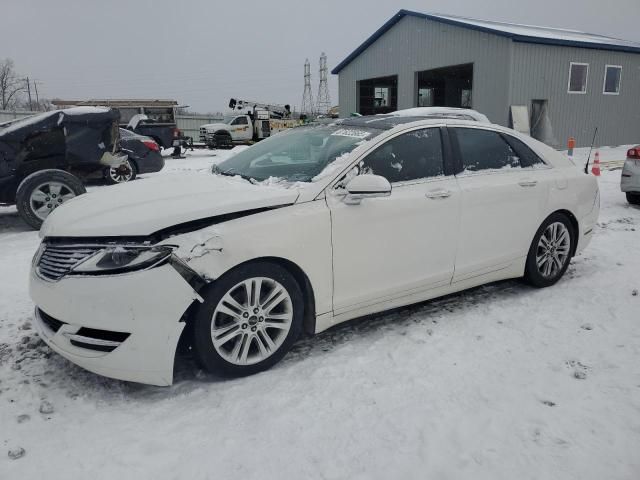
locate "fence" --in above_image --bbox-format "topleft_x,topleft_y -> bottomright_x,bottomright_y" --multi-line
0,110 -> 40,123
175,114 -> 223,142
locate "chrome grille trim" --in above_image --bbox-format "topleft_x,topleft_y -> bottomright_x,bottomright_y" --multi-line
36,244 -> 102,281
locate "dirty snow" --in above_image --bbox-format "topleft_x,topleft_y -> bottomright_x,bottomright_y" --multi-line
1,145 -> 639,479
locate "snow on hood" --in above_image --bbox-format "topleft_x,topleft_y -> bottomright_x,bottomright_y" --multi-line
40,173 -> 299,238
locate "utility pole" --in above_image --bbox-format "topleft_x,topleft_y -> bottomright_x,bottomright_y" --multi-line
33,81 -> 40,110
24,77 -> 32,110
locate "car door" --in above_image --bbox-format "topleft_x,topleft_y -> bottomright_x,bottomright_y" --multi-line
230,116 -> 252,140
449,126 -> 553,282
327,126 -> 461,316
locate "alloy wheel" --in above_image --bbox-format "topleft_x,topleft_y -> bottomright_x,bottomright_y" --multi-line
210,277 -> 293,366
29,182 -> 77,221
108,160 -> 134,183
535,222 -> 571,278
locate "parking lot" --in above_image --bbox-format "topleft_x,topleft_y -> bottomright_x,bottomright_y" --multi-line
1,147 -> 639,479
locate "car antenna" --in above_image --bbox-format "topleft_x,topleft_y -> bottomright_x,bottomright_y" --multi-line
584,127 -> 598,174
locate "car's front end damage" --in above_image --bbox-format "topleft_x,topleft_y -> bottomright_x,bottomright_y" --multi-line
28,173 -> 302,385
30,240 -> 205,386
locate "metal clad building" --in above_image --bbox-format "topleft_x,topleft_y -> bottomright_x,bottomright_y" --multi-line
333,10 -> 640,147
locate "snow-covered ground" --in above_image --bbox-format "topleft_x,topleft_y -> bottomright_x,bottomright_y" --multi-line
1,146 -> 639,479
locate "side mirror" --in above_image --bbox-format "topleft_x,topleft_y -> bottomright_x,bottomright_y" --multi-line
344,174 -> 391,205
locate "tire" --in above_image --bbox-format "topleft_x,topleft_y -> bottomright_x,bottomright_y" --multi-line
192,261 -> 304,377
524,212 -> 575,288
15,169 -> 86,230
214,132 -> 233,149
104,158 -> 137,184
627,192 -> 640,205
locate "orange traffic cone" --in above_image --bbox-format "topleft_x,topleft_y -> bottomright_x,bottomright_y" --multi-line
591,151 -> 601,176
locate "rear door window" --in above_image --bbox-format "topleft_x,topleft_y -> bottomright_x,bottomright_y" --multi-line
452,128 -> 520,173
501,135 -> 546,168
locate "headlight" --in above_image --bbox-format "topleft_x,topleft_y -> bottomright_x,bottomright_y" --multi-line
72,246 -> 174,275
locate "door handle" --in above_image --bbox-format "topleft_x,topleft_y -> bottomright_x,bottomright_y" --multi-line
518,179 -> 538,187
426,189 -> 451,199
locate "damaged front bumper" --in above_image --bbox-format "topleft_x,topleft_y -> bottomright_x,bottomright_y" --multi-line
30,260 -> 203,386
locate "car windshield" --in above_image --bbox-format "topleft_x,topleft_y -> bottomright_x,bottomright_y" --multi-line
214,124 -> 380,182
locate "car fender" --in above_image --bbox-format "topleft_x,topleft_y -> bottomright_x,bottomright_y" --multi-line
162,200 -> 334,318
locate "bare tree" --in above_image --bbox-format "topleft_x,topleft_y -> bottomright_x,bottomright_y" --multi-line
0,59 -> 25,110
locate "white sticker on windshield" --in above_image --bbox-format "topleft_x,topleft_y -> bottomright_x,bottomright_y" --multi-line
331,128 -> 371,139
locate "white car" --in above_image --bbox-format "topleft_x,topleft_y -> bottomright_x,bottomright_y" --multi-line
29,115 -> 600,386
621,146 -> 640,205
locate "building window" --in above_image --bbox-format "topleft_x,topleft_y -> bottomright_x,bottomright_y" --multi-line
603,65 -> 622,95
374,87 -> 389,107
357,76 -> 397,115
416,63 -> 474,108
568,63 -> 589,94
417,87 -> 434,107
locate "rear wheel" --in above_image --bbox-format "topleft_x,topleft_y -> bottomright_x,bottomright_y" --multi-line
193,261 -> 303,377
15,169 -> 86,229
627,192 -> 640,205
105,158 -> 137,184
524,213 -> 575,288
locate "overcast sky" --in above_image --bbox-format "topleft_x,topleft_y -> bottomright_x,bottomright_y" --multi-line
2,0 -> 639,113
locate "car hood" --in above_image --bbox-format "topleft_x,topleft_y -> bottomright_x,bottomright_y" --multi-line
40,173 -> 299,238
202,123 -> 229,131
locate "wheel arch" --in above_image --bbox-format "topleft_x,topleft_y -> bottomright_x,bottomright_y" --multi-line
550,208 -> 579,256
176,255 -> 317,363
189,256 -> 317,336
126,157 -> 139,173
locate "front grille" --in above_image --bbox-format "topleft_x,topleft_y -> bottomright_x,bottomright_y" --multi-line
37,244 -> 101,280
38,308 -> 66,333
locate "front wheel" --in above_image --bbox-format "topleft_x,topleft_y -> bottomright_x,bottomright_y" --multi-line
15,169 -> 86,230
627,192 -> 640,205
524,213 -> 575,288
192,261 -> 303,377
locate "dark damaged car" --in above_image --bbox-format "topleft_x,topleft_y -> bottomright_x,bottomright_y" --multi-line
0,107 -> 124,228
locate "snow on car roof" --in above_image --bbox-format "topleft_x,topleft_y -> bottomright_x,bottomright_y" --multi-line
0,107 -> 114,137
390,107 -> 490,123
336,109 -> 490,130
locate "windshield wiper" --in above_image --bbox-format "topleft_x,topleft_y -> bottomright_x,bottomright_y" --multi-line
212,165 -> 257,183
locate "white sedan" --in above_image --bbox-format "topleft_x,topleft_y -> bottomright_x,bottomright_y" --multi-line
29,114 -> 600,385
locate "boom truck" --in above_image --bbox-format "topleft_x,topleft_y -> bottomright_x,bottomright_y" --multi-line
199,98 -> 303,149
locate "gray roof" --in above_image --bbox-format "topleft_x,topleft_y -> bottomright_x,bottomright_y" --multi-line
332,9 -> 640,74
